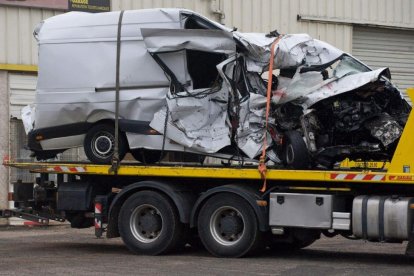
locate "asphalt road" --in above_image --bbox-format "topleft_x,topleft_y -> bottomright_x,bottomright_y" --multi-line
0,225 -> 412,276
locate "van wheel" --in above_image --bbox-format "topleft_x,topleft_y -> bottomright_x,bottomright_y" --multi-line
131,149 -> 164,164
118,191 -> 186,255
197,193 -> 262,258
84,123 -> 127,164
282,131 -> 311,169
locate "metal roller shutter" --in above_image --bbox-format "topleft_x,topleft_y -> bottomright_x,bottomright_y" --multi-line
9,74 -> 87,163
352,27 -> 414,103
9,73 -> 37,119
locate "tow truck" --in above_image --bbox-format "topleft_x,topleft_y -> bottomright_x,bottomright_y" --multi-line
2,88 -> 414,258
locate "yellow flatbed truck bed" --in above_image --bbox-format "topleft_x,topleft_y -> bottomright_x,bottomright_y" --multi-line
4,160 -> 414,186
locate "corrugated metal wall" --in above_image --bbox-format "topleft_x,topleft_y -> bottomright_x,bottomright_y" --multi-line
1,0 -> 413,66
0,6 -> 61,65
219,0 -> 353,51
297,0 -> 413,27
219,0 -> 414,52
111,0 -> 214,19
111,0 -> 414,53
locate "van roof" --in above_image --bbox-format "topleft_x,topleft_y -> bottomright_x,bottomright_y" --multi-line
34,8 -> 230,43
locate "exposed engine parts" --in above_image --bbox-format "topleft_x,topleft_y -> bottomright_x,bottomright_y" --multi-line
272,80 -> 411,169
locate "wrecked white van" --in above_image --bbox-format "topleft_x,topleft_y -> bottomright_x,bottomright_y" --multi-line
24,8 -> 411,167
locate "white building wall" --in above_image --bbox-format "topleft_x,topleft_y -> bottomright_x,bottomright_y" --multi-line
0,6 -> 61,66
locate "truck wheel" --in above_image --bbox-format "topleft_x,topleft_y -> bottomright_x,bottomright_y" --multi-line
84,123 -> 127,164
118,191 -> 185,255
197,193 -> 262,258
270,228 -> 319,252
65,212 -> 93,229
270,238 -> 317,252
282,131 -> 311,169
290,228 -> 319,249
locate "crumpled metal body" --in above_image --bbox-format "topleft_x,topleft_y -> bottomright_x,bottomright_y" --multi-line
25,8 -> 408,162
149,86 -> 231,153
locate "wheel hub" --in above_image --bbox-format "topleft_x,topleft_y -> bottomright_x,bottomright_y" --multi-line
92,132 -> 114,156
139,212 -> 162,233
130,204 -> 163,243
286,144 -> 295,164
210,206 -> 245,246
96,137 -> 111,153
219,215 -> 243,236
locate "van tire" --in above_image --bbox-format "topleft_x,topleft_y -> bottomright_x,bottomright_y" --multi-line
281,131 -> 311,169
131,149 -> 164,164
84,123 -> 127,164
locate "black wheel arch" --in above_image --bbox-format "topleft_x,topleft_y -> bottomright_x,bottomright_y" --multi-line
107,181 -> 197,238
86,119 -> 128,136
190,184 -> 269,232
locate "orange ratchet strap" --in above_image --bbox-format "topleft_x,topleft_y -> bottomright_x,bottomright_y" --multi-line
259,35 -> 283,193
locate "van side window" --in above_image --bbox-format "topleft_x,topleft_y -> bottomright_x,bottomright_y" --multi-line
187,50 -> 226,89
183,14 -> 221,30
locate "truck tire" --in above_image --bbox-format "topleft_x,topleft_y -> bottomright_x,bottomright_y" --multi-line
118,191 -> 186,255
270,238 -> 317,252
281,130 -> 311,169
84,123 -> 127,164
269,228 -> 319,252
65,212 -> 94,229
197,193 -> 262,258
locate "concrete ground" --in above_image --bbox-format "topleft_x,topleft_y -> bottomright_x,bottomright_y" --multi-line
0,225 -> 412,276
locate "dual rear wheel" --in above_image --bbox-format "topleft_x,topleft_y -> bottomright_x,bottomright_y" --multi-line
118,191 -> 263,257
197,194 -> 263,257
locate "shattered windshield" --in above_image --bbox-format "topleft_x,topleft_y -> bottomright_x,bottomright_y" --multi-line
332,55 -> 371,78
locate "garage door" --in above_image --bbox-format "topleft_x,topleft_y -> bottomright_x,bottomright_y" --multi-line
8,73 -> 86,162
353,27 -> 414,103
9,73 -> 37,119
7,74 -> 37,223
